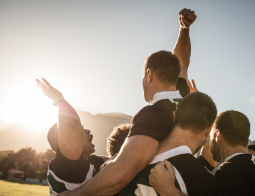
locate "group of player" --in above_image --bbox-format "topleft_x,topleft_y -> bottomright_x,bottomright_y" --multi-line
36,8 -> 255,196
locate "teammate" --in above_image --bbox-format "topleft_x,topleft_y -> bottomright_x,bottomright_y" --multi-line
210,110 -> 255,196
58,8 -> 196,196
149,110 -> 255,196
36,78 -> 108,195
120,92 -> 217,196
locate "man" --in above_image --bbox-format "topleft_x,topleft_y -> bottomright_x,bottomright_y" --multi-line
36,79 -> 107,195
120,92 -> 217,196
149,110 -> 255,196
59,8 -> 196,196
210,110 -> 255,196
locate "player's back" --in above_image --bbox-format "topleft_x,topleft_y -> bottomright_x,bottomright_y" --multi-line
119,146 -> 215,196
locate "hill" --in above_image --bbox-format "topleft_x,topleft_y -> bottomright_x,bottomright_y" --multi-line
0,110 -> 133,155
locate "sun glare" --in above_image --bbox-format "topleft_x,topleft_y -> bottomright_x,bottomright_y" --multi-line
0,82 -> 58,131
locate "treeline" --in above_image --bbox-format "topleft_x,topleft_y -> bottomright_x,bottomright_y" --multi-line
0,147 -> 55,180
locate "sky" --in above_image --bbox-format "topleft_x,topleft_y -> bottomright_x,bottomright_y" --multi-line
0,0 -> 255,139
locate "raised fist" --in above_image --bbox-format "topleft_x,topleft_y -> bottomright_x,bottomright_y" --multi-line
179,8 -> 197,28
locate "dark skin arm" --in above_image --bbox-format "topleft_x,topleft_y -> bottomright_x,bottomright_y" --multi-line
37,78 -> 83,160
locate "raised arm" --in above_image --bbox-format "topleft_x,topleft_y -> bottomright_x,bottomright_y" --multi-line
173,8 -> 197,81
58,135 -> 159,196
36,78 -> 83,160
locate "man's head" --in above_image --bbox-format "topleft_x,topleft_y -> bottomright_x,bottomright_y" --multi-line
174,92 -> 217,153
248,144 -> 255,156
210,110 -> 250,162
47,124 -> 95,159
143,51 -> 180,102
106,123 -> 132,158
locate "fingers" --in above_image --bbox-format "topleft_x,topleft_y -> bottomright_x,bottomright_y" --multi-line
179,8 -> 196,27
188,79 -> 192,89
42,78 -> 52,87
164,160 -> 174,173
191,79 -> 196,88
36,79 -> 48,93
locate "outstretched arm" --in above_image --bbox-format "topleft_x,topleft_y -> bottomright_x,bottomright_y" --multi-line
36,78 -> 83,160
58,135 -> 159,196
173,8 -> 197,81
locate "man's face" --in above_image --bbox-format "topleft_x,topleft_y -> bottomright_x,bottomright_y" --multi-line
82,129 -> 95,157
209,126 -> 221,162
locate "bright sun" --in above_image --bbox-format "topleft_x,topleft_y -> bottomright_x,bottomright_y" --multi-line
0,82 -> 58,131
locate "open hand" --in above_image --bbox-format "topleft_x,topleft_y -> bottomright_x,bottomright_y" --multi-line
179,8 -> 197,28
36,78 -> 64,104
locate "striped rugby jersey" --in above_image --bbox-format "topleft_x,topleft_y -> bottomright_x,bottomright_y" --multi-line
47,149 -> 103,195
119,146 -> 215,196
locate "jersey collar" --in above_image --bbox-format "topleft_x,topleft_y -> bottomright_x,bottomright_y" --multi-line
224,152 -> 245,162
152,91 -> 182,105
149,145 -> 192,165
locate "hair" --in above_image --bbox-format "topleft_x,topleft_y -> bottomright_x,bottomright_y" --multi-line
248,144 -> 255,151
214,110 -> 250,147
106,123 -> 132,158
47,124 -> 59,152
144,50 -> 180,85
174,92 -> 217,133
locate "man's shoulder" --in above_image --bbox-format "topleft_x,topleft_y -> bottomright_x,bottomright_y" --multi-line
134,99 -> 176,119
169,154 -> 215,196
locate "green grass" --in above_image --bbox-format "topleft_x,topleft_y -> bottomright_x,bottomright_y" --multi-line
0,179 -> 49,196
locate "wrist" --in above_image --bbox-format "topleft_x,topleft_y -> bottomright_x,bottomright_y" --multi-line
52,98 -> 65,106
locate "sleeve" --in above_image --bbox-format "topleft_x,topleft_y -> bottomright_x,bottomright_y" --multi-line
176,77 -> 190,98
128,107 -> 173,142
215,164 -> 251,196
196,156 -> 215,172
88,155 -> 105,172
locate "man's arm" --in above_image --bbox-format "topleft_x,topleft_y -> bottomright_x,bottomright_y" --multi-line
149,160 -> 187,196
37,78 -> 83,160
173,9 -> 196,81
59,135 -> 159,196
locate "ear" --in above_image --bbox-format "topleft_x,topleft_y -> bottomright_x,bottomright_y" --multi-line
215,129 -> 221,142
146,68 -> 153,83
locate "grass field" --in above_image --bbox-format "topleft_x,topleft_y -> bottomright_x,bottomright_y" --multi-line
0,179 -> 49,196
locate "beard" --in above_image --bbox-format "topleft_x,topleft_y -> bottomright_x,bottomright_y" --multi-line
210,139 -> 221,162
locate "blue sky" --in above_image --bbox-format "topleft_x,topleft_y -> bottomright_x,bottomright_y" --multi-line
0,0 -> 255,139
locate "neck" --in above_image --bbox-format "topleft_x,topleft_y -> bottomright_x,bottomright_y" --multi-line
157,126 -> 203,155
220,144 -> 247,162
149,83 -> 177,103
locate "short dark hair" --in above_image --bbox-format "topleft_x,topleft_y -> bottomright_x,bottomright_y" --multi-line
248,144 -> 255,151
145,50 -> 180,85
174,92 -> 217,133
214,110 -> 250,147
106,124 -> 132,158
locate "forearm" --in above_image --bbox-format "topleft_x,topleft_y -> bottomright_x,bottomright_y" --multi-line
67,160 -> 132,196
173,27 -> 191,80
58,99 -> 83,159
